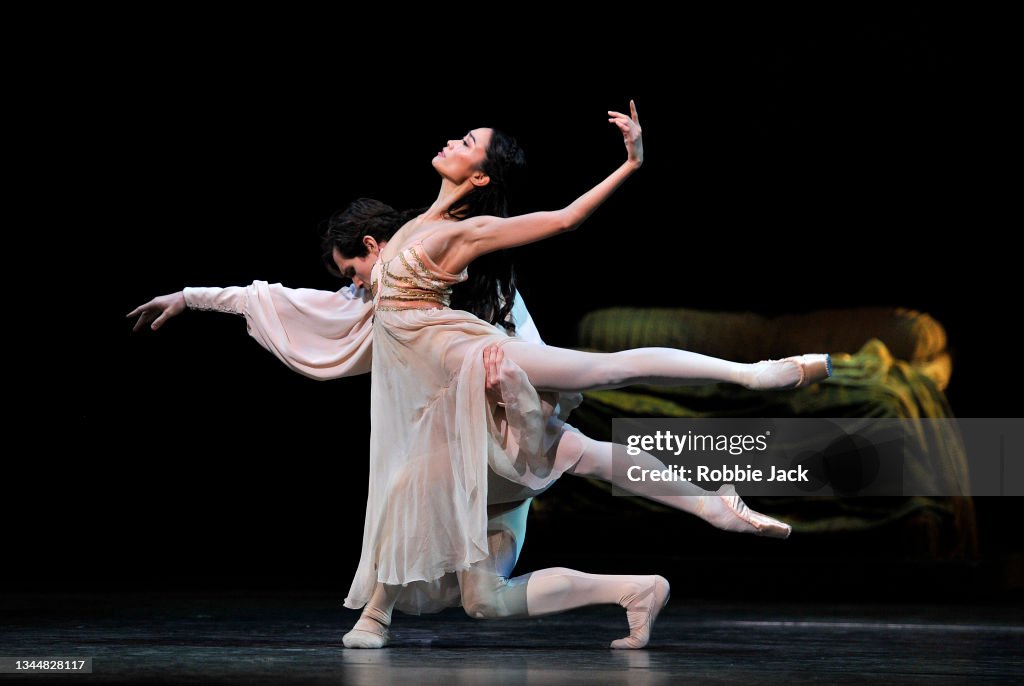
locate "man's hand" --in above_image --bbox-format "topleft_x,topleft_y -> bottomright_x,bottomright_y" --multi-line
484,343 -> 506,405
127,291 -> 186,332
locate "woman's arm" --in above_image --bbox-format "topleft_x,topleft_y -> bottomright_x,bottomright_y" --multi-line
429,101 -> 643,274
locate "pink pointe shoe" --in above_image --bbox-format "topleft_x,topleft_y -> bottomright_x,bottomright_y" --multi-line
715,484 -> 792,539
746,353 -> 833,391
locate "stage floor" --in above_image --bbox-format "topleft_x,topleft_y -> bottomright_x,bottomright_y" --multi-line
2,591 -> 1021,685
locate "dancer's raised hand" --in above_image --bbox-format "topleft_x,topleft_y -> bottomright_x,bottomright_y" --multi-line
429,99 -> 646,270
608,99 -> 643,167
127,292 -> 186,332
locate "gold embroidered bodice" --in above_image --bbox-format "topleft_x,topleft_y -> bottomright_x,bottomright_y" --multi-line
371,240 -> 469,312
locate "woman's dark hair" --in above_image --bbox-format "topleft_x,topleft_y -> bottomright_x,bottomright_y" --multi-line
444,128 -> 527,333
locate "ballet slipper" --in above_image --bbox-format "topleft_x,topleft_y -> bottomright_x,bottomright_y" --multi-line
342,626 -> 389,649
342,607 -> 390,649
745,353 -> 832,390
714,484 -> 792,539
610,575 -> 671,650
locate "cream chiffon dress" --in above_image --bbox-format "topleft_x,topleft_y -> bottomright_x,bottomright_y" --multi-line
183,240 -> 584,614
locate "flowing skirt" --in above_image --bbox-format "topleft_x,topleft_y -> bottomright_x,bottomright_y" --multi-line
343,307 -> 584,614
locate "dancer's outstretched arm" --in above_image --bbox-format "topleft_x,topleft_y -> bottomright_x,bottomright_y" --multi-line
424,101 -> 643,275
127,283 -> 374,380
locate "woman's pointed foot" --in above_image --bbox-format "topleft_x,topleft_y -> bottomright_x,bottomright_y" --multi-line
713,484 -> 791,539
610,575 -> 671,649
787,353 -> 832,388
745,353 -> 832,390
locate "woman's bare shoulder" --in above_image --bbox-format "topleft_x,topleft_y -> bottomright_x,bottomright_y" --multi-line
383,217 -> 475,260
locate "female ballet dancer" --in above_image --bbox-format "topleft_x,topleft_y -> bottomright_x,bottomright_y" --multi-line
129,102 -> 830,649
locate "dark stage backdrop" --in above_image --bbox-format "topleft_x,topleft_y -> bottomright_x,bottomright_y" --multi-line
13,11 -> 1018,598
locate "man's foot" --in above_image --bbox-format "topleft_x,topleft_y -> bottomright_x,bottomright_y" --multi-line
610,575 -> 671,649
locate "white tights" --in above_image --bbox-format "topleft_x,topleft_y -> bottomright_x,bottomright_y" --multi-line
448,499 -> 670,651
559,432 -> 763,531
498,340 -> 801,393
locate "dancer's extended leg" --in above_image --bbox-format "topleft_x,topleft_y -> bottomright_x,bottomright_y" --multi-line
500,341 -> 828,393
555,431 -> 791,538
456,501 -> 671,649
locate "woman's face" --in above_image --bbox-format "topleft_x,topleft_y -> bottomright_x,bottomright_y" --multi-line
432,127 -> 493,184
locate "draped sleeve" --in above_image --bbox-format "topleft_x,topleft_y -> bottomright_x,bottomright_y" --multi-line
509,291 -> 544,345
183,282 -> 373,380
